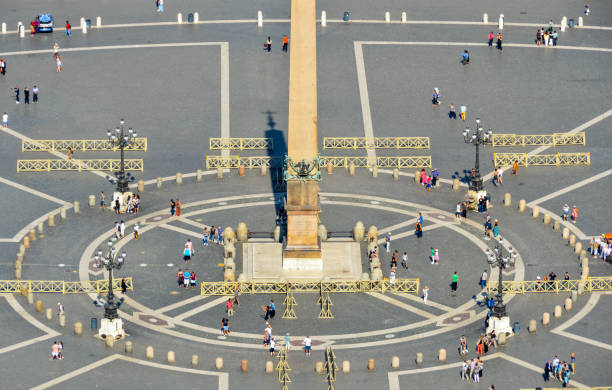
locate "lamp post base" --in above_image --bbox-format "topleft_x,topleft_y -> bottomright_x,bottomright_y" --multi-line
486,315 -> 513,336
99,318 -> 125,339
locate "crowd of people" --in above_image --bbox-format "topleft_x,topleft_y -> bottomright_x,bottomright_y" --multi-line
544,354 -> 576,387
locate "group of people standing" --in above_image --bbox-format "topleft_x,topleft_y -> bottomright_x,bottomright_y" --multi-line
12,86 -> 39,104
536,22 -> 559,47
419,168 -> 440,191
544,354 -> 575,387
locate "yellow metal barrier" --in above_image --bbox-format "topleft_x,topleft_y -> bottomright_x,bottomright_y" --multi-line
493,152 -> 590,167
201,279 -> 420,296
209,137 -> 272,150
17,159 -> 144,172
323,137 -> 430,150
522,387 -> 612,390
206,155 -> 432,169
488,277 -> 612,294
0,277 -> 133,294
492,132 -> 585,147
22,138 -> 148,152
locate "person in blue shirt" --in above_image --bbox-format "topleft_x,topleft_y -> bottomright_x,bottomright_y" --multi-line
265,299 -> 276,320
461,50 -> 470,65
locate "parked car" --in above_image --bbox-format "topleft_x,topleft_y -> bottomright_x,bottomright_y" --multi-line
37,14 -> 54,32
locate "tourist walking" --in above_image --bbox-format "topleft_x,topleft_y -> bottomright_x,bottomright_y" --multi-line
170,199 -> 176,216
227,298 -> 234,317
32,85 -> 39,102
182,269 -> 190,288
461,50 -> 470,65
57,302 -> 65,316
53,42 -> 60,58
460,105 -> 467,121
385,232 -> 391,253
264,36 -> 272,52
14,86 -> 20,104
133,223 -> 139,239
175,199 -> 181,216
264,299 -> 276,320
571,206 -> 578,224
480,270 -> 488,288
282,35 -> 289,52
202,227 -> 209,245
451,271 -> 459,292
2,112 -> 7,128
65,21 -> 71,36
221,317 -> 230,335
0,58 -> 6,75
121,278 -> 127,293
24,87 -> 29,104
302,335 -> 312,356
422,285 -> 429,304
56,56 -> 62,72
496,33 -> 503,51
488,31 -> 494,46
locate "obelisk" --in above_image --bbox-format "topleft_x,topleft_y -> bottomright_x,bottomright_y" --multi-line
283,0 -> 322,268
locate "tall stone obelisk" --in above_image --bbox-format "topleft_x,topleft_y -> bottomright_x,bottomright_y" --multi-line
283,0 -> 322,269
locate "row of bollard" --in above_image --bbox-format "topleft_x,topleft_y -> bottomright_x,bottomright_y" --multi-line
3,12 -> 587,35
15,205 -> 73,279
528,298 -> 575,333
511,193 -> 586,263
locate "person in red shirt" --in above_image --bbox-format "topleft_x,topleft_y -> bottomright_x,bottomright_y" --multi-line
65,21 -> 71,37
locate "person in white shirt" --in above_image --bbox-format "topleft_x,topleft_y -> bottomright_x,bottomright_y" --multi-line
2,112 -> 7,128
302,335 -> 312,356
269,337 -> 275,356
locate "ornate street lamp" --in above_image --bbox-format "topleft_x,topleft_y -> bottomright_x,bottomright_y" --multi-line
107,118 -> 137,193
485,238 -> 515,336
94,239 -> 126,339
462,118 -> 492,192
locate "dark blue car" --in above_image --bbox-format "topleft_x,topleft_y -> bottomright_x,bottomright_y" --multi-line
37,14 -> 54,32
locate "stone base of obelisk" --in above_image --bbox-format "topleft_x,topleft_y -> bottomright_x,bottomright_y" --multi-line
243,241 -> 362,280
486,315 -> 514,336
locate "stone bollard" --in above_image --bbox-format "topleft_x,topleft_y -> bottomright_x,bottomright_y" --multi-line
176,172 -> 183,184
191,354 -> 198,368
498,13 -> 504,30
393,168 -> 399,181
1,23 -> 6,34
519,199 -> 526,212
416,352 -> 423,365
167,351 -> 175,364
45,308 -> 53,321
24,236 -> 30,249
15,264 -> 22,280
237,222 -> 248,242
260,165 -> 268,176
19,244 -> 25,256
96,16 -> 102,27
30,229 -> 37,241
581,257 -> 588,269
36,300 -> 43,312
438,348 -> 446,362
372,165 -> 378,178
82,20 -> 87,33
74,321 -> 83,335
238,165 -> 245,177
106,336 -> 114,348
89,195 -> 96,207
194,12 -> 199,22
146,346 -> 154,360
498,332 -> 507,345
257,10 -> 263,27
37,221 -> 44,234
318,224 -> 328,242
367,225 -> 378,244
452,179 -> 460,191
561,16 -> 567,32
571,290 -> 578,301
265,361 -> 274,374
414,170 -> 420,183
575,242 -> 582,255
137,179 -> 144,193
156,177 -> 163,189
565,298 -> 572,311
544,214 -> 551,224
528,319 -> 537,333
504,193 -> 511,206
367,358 -> 375,371
542,312 -> 550,326
532,206 -> 540,218
60,207 -> 67,220
59,314 -> 66,327
342,360 -> 350,373
73,200 -> 80,214
483,13 -> 488,23
321,10 -> 327,27
371,268 -> 383,281
177,12 -> 183,23
125,341 -> 133,353
196,169 -> 203,182
401,12 -> 407,23
274,225 -> 281,242
361,272 -> 370,280
554,305 -> 562,318
578,16 -> 583,27
241,359 -> 248,372
391,356 -> 399,369
217,167 -> 223,179
348,162 -> 355,176
327,162 -> 333,175
569,234 -> 576,246
27,291 -> 34,304
315,361 -> 324,373
562,228 -> 570,240
19,24 -> 24,38
216,357 -> 224,370
553,220 -> 561,231
385,11 -> 391,23
80,17 -> 85,28
353,221 -> 365,242
48,213 -> 55,227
